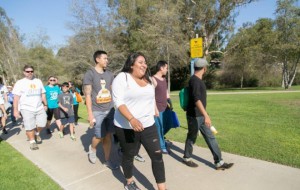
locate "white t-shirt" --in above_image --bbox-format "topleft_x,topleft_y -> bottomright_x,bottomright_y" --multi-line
0,84 -> 8,101
112,72 -> 155,129
12,78 -> 46,112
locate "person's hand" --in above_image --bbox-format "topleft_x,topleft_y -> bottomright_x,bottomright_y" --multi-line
167,98 -> 173,110
130,118 -> 144,132
14,111 -> 21,119
154,110 -> 159,117
3,113 -> 7,119
88,115 -> 96,128
204,115 -> 211,128
64,108 -> 68,112
44,105 -> 48,111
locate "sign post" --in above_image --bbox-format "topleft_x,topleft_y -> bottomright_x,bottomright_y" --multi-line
190,37 -> 204,75
190,37 -> 203,58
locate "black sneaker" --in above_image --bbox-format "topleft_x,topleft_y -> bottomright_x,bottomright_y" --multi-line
216,162 -> 234,170
2,128 -> 8,134
124,181 -> 141,190
182,158 -> 198,168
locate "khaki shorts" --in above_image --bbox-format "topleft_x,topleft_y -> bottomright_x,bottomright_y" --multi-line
20,109 -> 47,131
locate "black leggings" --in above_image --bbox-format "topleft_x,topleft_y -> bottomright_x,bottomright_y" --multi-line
115,125 -> 165,183
73,104 -> 79,123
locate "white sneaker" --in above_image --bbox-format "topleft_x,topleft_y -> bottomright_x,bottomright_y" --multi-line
88,145 -> 97,164
134,154 -> 145,162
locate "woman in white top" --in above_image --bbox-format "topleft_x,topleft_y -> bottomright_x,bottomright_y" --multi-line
112,52 -> 166,190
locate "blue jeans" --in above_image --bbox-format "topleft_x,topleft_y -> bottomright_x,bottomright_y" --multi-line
183,115 -> 222,164
154,110 -> 173,150
154,112 -> 166,150
93,108 -> 115,138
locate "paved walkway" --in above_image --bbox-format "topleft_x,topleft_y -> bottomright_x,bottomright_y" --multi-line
3,122 -> 300,190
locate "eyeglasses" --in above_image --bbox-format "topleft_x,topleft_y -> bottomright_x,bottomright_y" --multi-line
49,80 -> 55,82
63,86 -> 69,88
25,70 -> 34,73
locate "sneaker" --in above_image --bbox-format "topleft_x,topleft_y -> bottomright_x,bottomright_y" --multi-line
216,162 -> 234,170
103,160 -> 119,170
30,142 -> 39,150
134,154 -> 145,162
182,158 -> 198,168
124,181 -> 141,190
2,128 -> 8,134
70,135 -> 76,141
162,149 -> 169,154
58,131 -> 64,138
46,128 -> 52,134
88,145 -> 97,164
35,135 -> 42,144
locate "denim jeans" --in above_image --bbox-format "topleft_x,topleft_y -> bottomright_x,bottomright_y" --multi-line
154,109 -> 173,150
154,111 -> 167,150
183,115 -> 222,164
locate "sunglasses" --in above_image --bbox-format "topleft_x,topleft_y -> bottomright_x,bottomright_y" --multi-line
25,70 -> 34,73
49,79 -> 56,82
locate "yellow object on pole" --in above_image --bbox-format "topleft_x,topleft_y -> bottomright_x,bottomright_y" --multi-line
190,38 -> 203,58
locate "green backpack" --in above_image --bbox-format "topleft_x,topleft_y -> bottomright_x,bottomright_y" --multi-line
179,87 -> 189,111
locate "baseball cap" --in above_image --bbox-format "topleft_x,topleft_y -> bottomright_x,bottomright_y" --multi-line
194,58 -> 209,68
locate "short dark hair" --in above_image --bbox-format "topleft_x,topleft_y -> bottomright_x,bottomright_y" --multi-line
93,50 -> 107,64
61,82 -> 69,87
23,65 -> 34,71
155,60 -> 168,73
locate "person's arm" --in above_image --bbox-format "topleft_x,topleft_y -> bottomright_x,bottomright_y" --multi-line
58,102 -> 68,113
83,84 -> 94,126
4,92 -> 8,103
195,100 -> 211,127
41,93 -> 48,110
0,104 -> 7,118
13,95 -> 21,119
166,89 -> 173,110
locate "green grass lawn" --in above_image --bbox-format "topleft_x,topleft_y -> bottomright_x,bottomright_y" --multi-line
0,141 -> 61,190
167,91 -> 300,168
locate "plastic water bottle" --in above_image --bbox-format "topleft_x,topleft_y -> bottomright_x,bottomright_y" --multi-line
210,126 -> 218,135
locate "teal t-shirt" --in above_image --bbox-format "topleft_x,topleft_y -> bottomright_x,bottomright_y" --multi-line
45,85 -> 61,109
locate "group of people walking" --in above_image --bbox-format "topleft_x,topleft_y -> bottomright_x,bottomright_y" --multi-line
1,66 -> 81,149
1,50 -> 233,190
83,50 -> 233,190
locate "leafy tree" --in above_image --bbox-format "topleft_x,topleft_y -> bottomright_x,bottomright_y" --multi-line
0,7 -> 26,84
274,0 -> 300,89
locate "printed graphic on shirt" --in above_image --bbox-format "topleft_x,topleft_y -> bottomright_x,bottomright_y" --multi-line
96,79 -> 112,104
50,91 -> 59,100
27,84 -> 42,96
63,96 -> 71,105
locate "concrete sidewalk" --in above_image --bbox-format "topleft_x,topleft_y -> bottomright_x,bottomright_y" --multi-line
3,122 -> 300,190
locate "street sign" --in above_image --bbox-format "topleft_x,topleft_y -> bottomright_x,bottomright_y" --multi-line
190,38 -> 203,58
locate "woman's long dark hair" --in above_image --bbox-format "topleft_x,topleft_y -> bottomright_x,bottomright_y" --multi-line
121,52 -> 152,84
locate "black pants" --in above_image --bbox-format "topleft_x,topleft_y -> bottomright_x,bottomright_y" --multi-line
115,125 -> 166,183
73,104 -> 79,123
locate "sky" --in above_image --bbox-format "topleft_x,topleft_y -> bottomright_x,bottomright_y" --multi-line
0,0 -> 278,51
